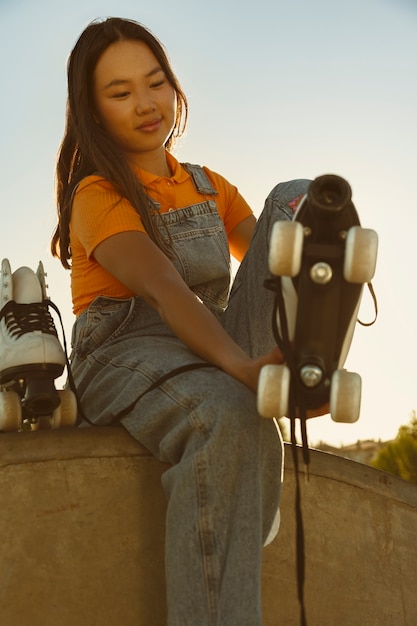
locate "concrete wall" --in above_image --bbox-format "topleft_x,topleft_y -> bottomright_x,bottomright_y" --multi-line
0,426 -> 416,626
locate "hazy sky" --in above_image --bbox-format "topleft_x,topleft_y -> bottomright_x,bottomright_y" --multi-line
1,0 -> 416,446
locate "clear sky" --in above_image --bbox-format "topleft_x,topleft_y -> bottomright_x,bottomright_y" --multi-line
1,0 -> 416,446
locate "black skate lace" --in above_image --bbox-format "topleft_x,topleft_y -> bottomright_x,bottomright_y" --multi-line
47,300 -> 216,427
0,300 -> 59,339
263,276 -> 379,626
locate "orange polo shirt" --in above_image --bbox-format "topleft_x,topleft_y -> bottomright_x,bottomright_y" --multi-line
70,153 -> 253,315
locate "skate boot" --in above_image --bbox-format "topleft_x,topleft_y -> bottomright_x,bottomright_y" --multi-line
0,259 -> 76,431
257,174 -> 378,425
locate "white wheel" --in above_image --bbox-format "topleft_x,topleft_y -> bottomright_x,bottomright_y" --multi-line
344,226 -> 378,284
50,390 -> 77,428
257,364 -> 290,418
0,390 -> 22,431
330,370 -> 361,423
269,221 -> 304,277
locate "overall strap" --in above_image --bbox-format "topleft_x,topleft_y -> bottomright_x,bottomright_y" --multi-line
182,163 -> 218,196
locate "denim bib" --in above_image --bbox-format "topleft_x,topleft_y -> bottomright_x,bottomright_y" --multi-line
152,163 -> 231,314
154,199 -> 230,313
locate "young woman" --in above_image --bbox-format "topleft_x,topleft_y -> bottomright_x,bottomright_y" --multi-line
52,17 -> 310,625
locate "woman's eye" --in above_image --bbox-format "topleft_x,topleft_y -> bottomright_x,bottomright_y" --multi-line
150,79 -> 165,88
112,91 -> 130,99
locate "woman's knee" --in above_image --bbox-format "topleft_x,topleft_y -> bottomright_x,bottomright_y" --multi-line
267,178 -> 311,204
262,178 -> 311,221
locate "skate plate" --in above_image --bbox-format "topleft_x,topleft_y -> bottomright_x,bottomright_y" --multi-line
0,366 -> 77,432
258,174 -> 378,424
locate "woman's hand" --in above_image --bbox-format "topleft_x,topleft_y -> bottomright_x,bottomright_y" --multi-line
235,347 -> 285,394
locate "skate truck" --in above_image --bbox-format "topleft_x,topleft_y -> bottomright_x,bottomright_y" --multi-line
0,259 -> 77,431
257,174 -> 378,428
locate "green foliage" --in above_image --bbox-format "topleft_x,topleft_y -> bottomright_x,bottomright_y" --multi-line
371,412 -> 417,484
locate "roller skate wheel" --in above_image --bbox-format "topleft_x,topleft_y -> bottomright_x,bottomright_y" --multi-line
269,221 -> 304,277
344,226 -> 378,284
50,390 -> 77,428
330,370 -> 361,423
0,390 -> 22,432
257,364 -> 290,418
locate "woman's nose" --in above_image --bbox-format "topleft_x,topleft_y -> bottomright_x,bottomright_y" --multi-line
135,96 -> 156,115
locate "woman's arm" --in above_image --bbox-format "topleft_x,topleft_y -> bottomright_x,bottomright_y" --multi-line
228,215 -> 256,261
94,230 -> 283,392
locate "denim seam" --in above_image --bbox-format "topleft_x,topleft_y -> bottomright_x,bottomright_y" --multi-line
194,447 -> 219,625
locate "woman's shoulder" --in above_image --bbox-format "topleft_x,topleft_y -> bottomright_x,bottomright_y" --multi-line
73,175 -> 124,214
199,165 -> 242,202
76,174 -> 117,195
72,174 -> 127,223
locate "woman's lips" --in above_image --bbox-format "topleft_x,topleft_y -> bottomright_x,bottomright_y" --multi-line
137,118 -> 162,132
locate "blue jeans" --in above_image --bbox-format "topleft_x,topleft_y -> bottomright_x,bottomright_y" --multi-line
70,179 -> 310,626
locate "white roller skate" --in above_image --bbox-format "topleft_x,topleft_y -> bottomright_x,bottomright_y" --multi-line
0,259 -> 77,431
257,174 -> 378,427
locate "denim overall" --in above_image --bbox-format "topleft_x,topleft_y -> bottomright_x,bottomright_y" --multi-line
70,169 -> 310,626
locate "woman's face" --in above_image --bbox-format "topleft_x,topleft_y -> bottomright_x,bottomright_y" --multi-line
93,39 -> 177,167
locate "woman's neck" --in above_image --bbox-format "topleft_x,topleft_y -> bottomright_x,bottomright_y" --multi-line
129,149 -> 171,177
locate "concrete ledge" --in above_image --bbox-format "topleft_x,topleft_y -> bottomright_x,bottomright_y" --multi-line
0,428 -> 168,626
264,444 -> 417,625
0,427 -> 416,625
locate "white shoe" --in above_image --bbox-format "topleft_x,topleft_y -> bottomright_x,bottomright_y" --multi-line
0,259 -> 66,415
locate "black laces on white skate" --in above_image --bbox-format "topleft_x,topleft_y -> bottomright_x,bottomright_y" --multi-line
0,300 -> 60,339
264,274 -> 309,626
47,296 -> 216,428
358,282 -> 378,327
45,299 -> 90,425
264,274 -> 379,626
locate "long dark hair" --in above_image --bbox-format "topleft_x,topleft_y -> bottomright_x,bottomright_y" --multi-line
51,17 -> 188,268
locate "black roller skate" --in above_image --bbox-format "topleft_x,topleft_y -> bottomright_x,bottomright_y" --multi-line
257,174 -> 378,425
0,259 -> 77,431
